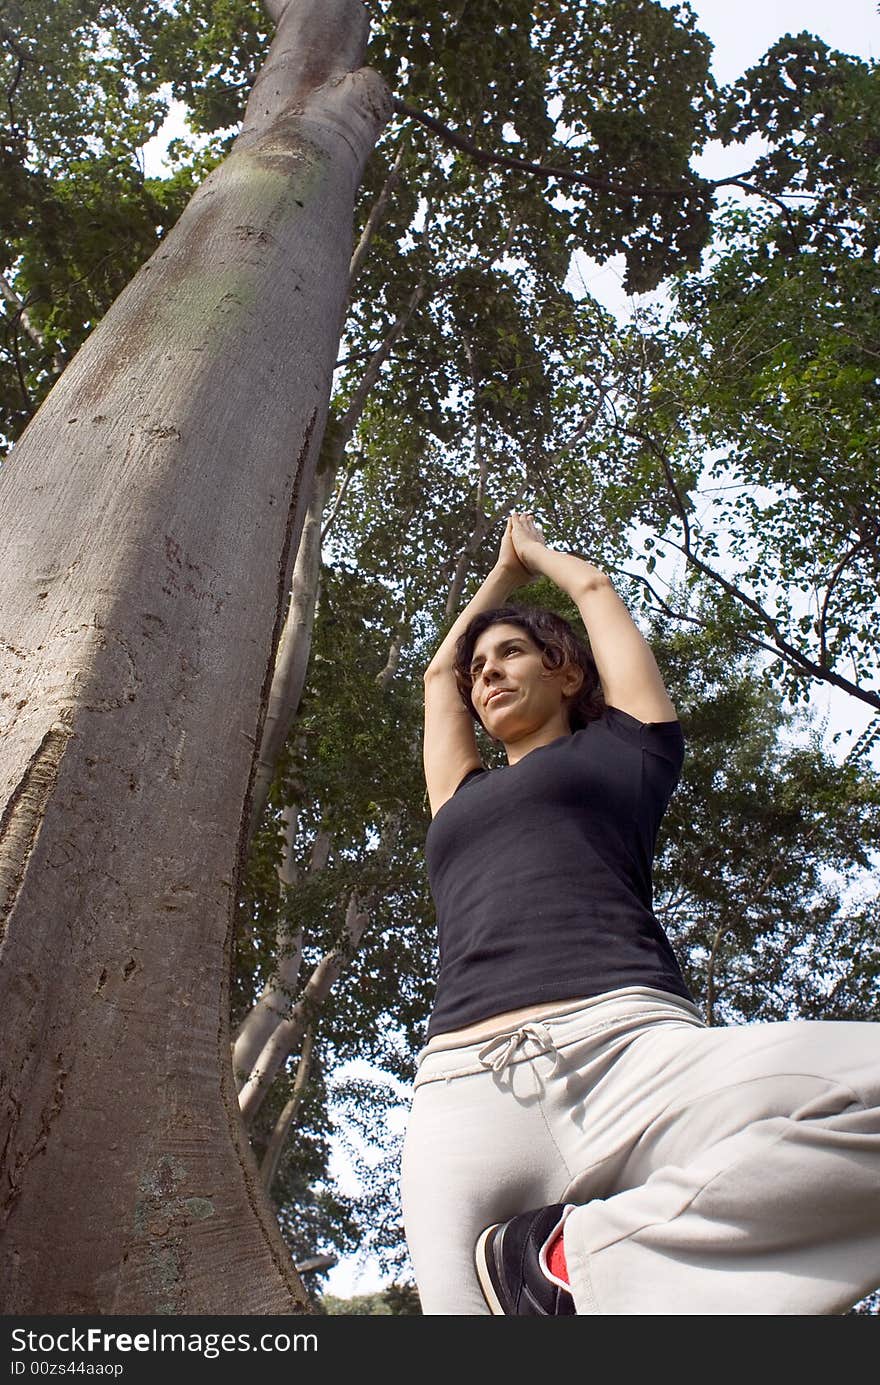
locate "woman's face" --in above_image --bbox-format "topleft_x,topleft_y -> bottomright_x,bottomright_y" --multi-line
468,623 -> 580,743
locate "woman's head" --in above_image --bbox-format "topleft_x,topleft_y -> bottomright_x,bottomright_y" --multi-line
453,606 -> 604,737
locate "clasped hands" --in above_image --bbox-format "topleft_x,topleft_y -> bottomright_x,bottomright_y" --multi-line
497,512 -> 548,584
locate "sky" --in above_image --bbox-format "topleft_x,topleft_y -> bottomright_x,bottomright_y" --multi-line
142,2 -> 880,1300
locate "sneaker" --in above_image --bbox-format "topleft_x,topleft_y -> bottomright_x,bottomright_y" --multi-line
475,1204 -> 576,1315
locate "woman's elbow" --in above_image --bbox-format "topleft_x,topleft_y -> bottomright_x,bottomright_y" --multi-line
423,659 -> 451,683
575,569 -> 614,602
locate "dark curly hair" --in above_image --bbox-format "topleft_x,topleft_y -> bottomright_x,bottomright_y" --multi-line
453,605 -> 605,733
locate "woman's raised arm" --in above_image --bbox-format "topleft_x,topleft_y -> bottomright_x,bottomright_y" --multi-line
508,514 -> 677,724
422,520 -> 529,816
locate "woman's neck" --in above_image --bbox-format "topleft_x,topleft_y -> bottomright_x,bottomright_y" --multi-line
504,717 -> 572,765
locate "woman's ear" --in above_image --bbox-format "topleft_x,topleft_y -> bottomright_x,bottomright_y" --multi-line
562,663 -> 584,699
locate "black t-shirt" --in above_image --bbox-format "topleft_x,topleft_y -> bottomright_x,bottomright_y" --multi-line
423,707 -> 693,1038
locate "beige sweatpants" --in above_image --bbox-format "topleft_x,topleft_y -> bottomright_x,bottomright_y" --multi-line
401,987 -> 880,1315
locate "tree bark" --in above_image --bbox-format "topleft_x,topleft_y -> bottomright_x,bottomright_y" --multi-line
0,0 -> 389,1314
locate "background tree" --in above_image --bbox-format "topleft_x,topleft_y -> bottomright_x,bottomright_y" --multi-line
651,615 -> 880,1027
594,38 -> 880,714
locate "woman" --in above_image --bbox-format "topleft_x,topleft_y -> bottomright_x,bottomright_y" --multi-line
401,513 -> 880,1315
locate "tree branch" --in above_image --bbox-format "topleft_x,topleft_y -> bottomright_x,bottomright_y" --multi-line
610,563 -> 797,664
818,540 -> 866,669
705,923 -> 725,1026
662,532 -> 879,709
1,274 -> 45,352
238,889 -> 370,1125
237,813 -> 402,1126
320,454 -> 357,545
630,427 -> 880,710
391,98 -> 828,220
390,97 -> 681,198
3,312 -> 34,418
337,273 -> 429,448
376,615 -> 409,692
717,178 -> 800,233
322,272 -> 430,551
247,464 -> 336,843
0,22 -> 31,132
350,133 -> 409,285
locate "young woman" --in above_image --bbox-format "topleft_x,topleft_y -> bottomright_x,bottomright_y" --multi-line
401,513 -> 880,1315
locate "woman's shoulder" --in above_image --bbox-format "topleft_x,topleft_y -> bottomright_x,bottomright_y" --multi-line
582,707 -> 684,765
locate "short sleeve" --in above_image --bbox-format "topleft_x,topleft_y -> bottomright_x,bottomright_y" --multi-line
603,706 -> 685,773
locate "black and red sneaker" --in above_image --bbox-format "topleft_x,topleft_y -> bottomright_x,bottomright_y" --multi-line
475,1204 -> 575,1315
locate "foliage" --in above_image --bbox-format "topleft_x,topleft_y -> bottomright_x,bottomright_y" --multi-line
0,1 -> 226,448
715,33 -> 880,255
318,1282 -> 421,1314
594,42 -> 880,709
649,612 -> 880,1026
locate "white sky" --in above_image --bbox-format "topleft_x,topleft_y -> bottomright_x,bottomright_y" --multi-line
688,0 -> 876,84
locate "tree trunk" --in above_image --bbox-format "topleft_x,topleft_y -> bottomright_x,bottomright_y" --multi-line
246,464 -> 335,843
237,891 -> 371,1126
232,831 -> 330,1090
0,0 -> 389,1314
260,1025 -> 316,1194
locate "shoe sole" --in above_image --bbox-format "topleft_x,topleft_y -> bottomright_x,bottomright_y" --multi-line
474,1224 -> 507,1314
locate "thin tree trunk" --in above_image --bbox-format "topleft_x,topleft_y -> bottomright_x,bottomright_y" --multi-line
705,923 -> 725,1026
246,270 -> 426,842
0,0 -> 389,1314
0,272 -> 66,373
238,891 -> 372,1125
232,830 -> 331,1085
349,134 -> 408,286
238,795 -> 402,1128
260,1024 -> 316,1193
376,617 -> 408,690
247,464 -> 336,841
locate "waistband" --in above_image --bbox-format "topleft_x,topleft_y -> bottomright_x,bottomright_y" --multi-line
412,986 -> 705,1089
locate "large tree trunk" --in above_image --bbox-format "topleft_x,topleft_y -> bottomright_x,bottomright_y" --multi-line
0,0 -> 389,1314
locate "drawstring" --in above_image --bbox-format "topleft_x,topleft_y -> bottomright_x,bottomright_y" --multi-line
477,1022 -> 559,1073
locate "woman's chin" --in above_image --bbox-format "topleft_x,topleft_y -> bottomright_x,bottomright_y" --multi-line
496,717 -> 536,744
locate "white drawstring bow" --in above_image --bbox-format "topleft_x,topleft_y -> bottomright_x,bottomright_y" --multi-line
477,1022 -> 559,1073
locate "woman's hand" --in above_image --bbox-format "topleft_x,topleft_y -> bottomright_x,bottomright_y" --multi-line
495,514 -> 534,585
508,512 -> 548,576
